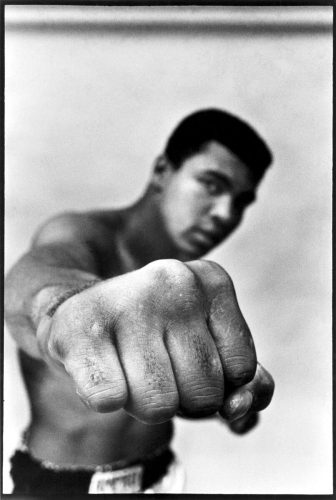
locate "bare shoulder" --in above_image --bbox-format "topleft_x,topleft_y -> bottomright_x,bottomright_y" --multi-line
32,210 -> 121,249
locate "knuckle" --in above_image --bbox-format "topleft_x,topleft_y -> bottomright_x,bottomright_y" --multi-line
145,258 -> 182,276
185,394 -> 222,415
180,379 -> 223,413
200,259 -> 224,274
82,381 -> 127,413
146,259 -> 197,289
199,260 -> 233,288
133,389 -> 178,424
224,353 -> 257,386
215,268 -> 234,290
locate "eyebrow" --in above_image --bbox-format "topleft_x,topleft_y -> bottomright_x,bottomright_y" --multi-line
203,170 -> 232,187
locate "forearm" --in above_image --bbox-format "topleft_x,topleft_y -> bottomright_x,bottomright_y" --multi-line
5,243 -> 102,358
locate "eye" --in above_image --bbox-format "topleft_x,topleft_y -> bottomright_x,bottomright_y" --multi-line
200,178 -> 221,195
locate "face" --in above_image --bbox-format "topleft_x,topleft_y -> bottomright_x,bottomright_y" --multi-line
158,141 -> 259,258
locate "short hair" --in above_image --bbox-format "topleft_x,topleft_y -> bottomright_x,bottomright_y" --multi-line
164,108 -> 272,181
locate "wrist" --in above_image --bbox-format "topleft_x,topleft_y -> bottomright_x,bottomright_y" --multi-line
45,279 -> 100,318
34,279 -> 101,364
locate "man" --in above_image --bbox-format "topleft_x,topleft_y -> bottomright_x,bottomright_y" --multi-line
5,108 -> 275,494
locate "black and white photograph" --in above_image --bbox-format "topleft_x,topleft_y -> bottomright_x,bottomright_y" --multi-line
3,4 -> 333,495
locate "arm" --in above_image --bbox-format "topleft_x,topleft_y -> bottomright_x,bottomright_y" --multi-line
5,216 -> 274,423
5,212 -> 103,358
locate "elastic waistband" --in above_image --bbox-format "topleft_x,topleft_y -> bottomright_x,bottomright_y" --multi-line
11,445 -> 175,494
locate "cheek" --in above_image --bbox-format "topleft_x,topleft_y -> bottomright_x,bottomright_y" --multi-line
184,194 -> 208,219
163,184 -> 208,230
176,184 -> 208,215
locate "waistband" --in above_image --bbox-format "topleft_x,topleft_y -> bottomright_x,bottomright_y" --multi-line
11,432 -> 175,494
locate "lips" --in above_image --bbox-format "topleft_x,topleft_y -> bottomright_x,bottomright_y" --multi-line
192,229 -> 223,247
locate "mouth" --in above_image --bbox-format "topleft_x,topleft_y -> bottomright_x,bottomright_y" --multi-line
191,229 -> 224,248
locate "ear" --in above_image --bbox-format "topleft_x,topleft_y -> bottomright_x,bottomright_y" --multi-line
151,155 -> 174,191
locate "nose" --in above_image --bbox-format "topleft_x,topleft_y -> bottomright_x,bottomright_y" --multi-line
210,195 -> 236,225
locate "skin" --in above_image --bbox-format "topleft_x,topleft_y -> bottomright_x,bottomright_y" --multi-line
158,141 -> 257,258
5,140 -> 274,469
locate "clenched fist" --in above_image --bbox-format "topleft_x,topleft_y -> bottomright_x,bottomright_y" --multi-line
37,259 -> 274,424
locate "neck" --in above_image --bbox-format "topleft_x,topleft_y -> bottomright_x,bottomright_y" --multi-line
119,189 -> 182,270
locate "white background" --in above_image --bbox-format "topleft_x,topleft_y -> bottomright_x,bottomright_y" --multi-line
4,6 -> 332,494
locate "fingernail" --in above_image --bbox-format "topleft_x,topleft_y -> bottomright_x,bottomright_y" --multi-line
228,391 -> 253,421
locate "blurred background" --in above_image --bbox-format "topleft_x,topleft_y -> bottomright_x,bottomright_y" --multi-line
4,5 -> 332,494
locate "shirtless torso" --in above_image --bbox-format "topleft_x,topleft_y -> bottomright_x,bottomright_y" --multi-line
17,210 -> 173,467
5,116 -> 275,494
